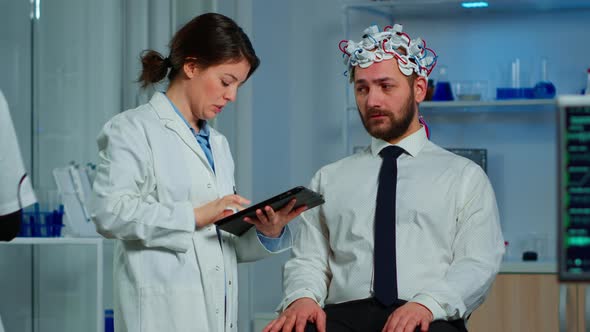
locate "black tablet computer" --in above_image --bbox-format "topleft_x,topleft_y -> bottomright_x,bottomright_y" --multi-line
215,186 -> 325,236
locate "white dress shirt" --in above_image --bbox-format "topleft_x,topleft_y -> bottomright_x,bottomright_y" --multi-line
280,126 -> 504,321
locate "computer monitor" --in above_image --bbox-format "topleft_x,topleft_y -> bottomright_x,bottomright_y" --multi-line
558,95 -> 590,281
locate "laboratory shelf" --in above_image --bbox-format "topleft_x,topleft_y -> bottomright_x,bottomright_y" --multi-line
420,99 -> 556,115
5,237 -> 102,245
422,99 -> 555,109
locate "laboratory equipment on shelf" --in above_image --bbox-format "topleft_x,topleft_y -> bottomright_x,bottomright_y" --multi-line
532,58 -> 556,99
53,163 -> 99,237
453,81 -> 488,101
18,203 -> 64,237
431,65 -> 454,101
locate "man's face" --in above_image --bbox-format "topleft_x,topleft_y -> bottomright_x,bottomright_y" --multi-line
353,59 -> 425,144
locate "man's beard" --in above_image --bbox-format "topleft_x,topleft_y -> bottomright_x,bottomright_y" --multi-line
359,92 -> 416,142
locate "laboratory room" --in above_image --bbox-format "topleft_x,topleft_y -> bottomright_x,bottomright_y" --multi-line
1,0 -> 590,331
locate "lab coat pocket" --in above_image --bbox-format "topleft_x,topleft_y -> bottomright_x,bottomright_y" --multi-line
139,285 -> 207,332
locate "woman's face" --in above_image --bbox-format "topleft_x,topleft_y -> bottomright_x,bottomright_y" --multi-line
185,58 -> 251,121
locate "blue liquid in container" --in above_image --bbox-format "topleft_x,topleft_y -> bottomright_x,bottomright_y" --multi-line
533,81 -> 556,99
432,81 -> 454,101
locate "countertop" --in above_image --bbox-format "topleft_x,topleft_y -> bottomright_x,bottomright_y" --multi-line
499,260 -> 556,274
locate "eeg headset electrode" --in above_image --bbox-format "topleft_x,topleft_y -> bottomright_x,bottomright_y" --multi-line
339,24 -> 437,79
339,24 -> 438,138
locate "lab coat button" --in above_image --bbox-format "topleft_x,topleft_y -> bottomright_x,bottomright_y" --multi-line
230,323 -> 233,328
216,309 -> 219,314
228,280 -> 232,286
207,183 -> 212,188
215,265 -> 220,271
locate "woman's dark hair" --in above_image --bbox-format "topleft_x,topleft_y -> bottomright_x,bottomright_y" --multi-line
138,13 -> 260,88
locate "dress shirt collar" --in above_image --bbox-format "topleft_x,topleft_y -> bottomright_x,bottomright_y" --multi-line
370,126 -> 428,158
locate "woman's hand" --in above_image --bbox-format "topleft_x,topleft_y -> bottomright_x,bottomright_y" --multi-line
243,199 -> 307,238
193,194 -> 251,228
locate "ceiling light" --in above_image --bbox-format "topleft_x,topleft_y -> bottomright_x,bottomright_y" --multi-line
461,2 -> 489,9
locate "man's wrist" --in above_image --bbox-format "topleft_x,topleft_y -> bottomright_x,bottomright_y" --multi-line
410,294 -> 447,321
413,302 -> 434,320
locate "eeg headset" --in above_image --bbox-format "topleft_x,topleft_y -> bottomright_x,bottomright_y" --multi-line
339,24 -> 437,78
339,24 -> 437,138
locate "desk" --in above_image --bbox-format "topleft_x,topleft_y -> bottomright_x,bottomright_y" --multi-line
0,237 -> 104,332
469,261 -> 590,332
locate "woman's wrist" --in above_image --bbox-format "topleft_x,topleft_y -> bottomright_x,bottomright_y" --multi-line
259,227 -> 283,238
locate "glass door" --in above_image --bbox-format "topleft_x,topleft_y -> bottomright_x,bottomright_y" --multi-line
32,0 -> 124,195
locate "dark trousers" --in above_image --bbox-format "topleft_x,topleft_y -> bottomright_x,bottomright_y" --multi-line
304,298 -> 467,332
0,210 -> 21,241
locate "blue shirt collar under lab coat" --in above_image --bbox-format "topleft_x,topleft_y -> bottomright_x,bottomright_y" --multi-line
163,93 -> 215,172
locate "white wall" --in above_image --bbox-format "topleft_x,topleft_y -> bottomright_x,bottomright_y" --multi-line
248,0 -> 348,322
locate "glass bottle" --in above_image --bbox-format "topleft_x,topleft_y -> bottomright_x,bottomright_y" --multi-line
533,58 -> 556,99
431,65 -> 454,101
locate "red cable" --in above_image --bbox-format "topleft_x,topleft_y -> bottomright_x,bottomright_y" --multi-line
339,40 -> 350,55
419,116 -> 430,139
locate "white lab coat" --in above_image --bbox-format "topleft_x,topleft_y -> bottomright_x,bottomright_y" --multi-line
0,89 -> 36,216
0,89 -> 36,332
90,92 -> 285,332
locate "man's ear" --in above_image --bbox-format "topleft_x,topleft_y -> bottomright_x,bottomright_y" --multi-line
414,76 -> 428,103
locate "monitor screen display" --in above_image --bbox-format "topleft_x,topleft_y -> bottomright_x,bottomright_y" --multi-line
558,95 -> 590,281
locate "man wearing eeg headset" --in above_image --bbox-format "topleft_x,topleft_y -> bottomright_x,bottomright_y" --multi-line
264,24 -> 504,332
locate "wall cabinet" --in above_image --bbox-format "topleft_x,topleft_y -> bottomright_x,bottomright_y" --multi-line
468,273 -> 589,332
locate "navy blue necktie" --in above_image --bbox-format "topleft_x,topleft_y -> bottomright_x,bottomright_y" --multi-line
374,145 -> 405,306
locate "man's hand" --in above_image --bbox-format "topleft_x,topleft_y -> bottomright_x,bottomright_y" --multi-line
381,302 -> 433,332
263,297 -> 326,332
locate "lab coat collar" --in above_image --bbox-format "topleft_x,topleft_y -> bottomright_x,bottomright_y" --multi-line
149,92 -> 216,176
370,125 -> 428,158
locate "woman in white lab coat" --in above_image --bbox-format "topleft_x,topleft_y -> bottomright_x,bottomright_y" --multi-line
90,13 -> 305,332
